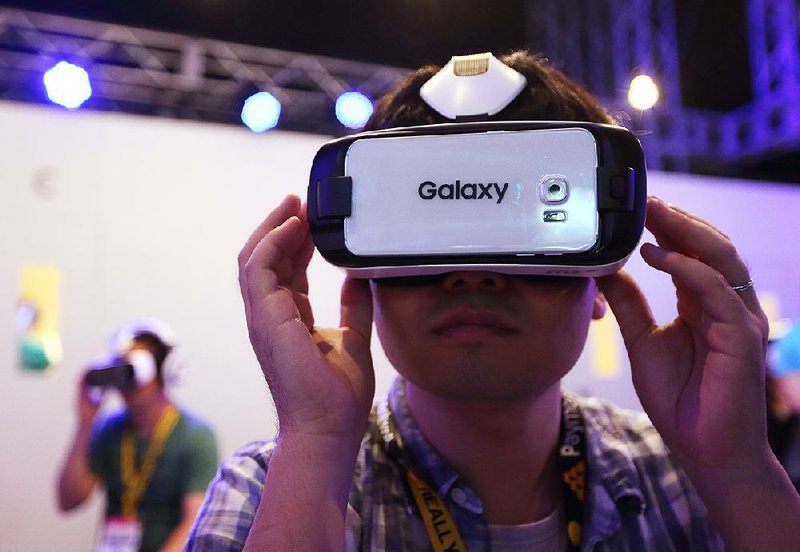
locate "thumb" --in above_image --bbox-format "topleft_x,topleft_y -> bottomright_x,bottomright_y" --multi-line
340,277 -> 373,341
597,271 -> 656,351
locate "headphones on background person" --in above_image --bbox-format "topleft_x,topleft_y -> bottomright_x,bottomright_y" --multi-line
107,317 -> 186,387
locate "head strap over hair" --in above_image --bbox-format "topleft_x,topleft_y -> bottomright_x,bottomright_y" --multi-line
109,317 -> 177,354
108,317 -> 185,386
420,52 -> 527,120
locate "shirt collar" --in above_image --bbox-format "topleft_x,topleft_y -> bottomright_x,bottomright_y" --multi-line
380,377 -> 484,514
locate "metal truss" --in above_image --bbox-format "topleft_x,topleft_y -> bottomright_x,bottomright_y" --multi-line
0,8 -> 407,135
525,0 -> 682,106
526,0 -> 800,178
1,3 -> 799,178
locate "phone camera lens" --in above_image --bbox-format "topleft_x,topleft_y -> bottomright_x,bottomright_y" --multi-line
539,175 -> 569,204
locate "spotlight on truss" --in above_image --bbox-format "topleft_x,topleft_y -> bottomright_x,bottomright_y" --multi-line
43,61 -> 92,110
335,91 -> 373,129
627,74 -> 659,111
241,91 -> 281,132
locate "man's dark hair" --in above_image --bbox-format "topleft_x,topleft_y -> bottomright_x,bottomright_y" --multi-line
132,332 -> 171,387
365,50 -> 613,131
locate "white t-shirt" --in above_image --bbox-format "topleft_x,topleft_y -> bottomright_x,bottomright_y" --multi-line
488,503 -> 568,552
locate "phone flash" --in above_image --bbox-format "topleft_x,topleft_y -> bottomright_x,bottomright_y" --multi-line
543,210 -> 568,222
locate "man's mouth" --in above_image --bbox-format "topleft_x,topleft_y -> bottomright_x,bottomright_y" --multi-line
430,309 -> 518,339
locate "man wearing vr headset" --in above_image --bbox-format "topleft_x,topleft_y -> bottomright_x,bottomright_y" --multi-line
187,51 -> 800,551
57,319 -> 218,552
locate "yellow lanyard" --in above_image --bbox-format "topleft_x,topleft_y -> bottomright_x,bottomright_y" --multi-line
407,470 -> 467,552
120,404 -> 180,518
402,398 -> 587,552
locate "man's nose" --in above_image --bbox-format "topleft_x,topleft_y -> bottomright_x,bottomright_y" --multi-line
441,271 -> 508,292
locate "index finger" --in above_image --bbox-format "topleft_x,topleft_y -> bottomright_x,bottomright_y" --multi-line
289,201 -> 315,295
645,197 -> 758,309
597,271 -> 657,351
238,194 -> 303,265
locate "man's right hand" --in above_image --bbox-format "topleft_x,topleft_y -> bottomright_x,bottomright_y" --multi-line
237,194 -> 375,447
77,374 -> 102,428
58,372 -> 102,511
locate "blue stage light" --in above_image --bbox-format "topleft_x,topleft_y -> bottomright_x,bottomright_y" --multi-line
335,91 -> 373,129
43,61 -> 92,110
241,91 -> 281,132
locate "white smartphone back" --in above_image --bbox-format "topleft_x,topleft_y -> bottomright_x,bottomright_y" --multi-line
343,128 -> 599,256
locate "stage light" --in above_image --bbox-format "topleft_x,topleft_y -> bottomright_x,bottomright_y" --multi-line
627,75 -> 659,110
241,91 -> 281,132
43,61 -> 92,110
335,91 -> 373,129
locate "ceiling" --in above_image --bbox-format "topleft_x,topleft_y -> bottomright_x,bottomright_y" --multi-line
1,0 -> 750,109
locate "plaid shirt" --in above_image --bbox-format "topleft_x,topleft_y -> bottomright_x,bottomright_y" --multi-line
186,378 -> 724,551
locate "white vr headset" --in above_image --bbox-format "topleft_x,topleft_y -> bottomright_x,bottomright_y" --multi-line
307,53 -> 647,279
85,318 -> 185,390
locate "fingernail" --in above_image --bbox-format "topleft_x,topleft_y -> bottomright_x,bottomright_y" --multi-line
640,242 -> 665,257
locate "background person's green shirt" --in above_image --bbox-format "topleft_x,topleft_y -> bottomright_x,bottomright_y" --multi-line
90,409 -> 218,552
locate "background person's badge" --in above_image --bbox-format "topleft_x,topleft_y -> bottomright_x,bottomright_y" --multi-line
95,517 -> 143,552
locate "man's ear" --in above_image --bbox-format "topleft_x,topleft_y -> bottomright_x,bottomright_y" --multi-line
592,290 -> 607,320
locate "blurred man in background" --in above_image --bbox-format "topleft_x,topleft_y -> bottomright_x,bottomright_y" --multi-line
57,318 -> 218,552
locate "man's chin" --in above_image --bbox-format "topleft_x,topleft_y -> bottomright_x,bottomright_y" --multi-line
406,366 -> 557,403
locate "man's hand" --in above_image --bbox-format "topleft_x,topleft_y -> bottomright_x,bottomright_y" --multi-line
78,373 -> 102,429
599,196 -> 768,468
237,194 -> 376,551
599,196 -> 800,551
237,194 -> 375,446
57,372 -> 102,511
